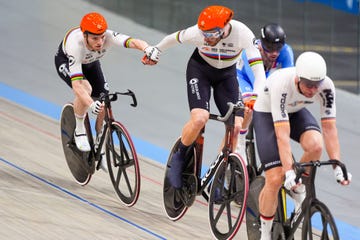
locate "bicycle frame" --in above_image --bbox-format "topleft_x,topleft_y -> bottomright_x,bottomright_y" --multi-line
92,90 -> 137,167
275,160 -> 348,239
245,124 -> 348,240
190,109 -> 238,201
163,102 -> 248,239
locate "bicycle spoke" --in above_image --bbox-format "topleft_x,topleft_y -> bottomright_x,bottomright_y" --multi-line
208,155 -> 249,239
107,122 -> 140,207
302,201 -> 339,240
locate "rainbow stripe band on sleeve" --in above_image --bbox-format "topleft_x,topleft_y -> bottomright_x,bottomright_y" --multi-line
176,31 -> 182,43
321,117 -> 336,123
274,120 -> 290,127
249,58 -> 263,67
71,73 -> 84,81
124,37 -> 133,48
63,27 -> 78,49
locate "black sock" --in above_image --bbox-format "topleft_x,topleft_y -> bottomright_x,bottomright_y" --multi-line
177,141 -> 189,156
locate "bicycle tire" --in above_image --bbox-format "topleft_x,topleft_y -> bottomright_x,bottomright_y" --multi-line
245,123 -> 258,180
208,154 -> 249,240
106,121 -> 140,207
246,175 -> 265,240
60,103 -> 94,185
302,200 -> 339,240
163,138 -> 196,221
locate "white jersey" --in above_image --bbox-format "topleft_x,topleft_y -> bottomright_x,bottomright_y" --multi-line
155,20 -> 266,93
62,27 -> 131,81
254,67 -> 336,122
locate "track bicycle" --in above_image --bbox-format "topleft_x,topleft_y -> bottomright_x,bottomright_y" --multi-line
60,90 -> 141,207
245,129 -> 350,240
163,102 -> 249,240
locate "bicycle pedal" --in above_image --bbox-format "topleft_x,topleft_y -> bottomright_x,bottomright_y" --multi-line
181,189 -> 196,207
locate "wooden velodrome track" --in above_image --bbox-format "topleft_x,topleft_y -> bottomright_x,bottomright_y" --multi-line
0,97 -> 253,239
0,0 -> 359,239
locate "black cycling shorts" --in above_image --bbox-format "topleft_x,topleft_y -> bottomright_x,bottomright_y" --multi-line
54,41 -> 109,99
186,49 -> 243,117
253,108 -> 321,171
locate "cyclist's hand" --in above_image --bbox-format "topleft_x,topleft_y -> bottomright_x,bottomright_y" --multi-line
334,165 -> 352,185
90,100 -> 102,115
284,169 -> 302,190
144,46 -> 161,62
141,55 -> 158,65
244,99 -> 256,110
242,93 -> 257,110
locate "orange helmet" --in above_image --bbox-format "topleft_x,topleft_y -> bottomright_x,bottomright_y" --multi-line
197,5 -> 233,31
80,12 -> 108,35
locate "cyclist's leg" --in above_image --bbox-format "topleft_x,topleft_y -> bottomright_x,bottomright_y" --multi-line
290,108 -> 323,166
83,60 -> 109,134
83,61 -> 110,170
253,111 -> 284,240
168,52 -> 211,189
163,138 -> 192,220
212,65 -> 243,152
169,109 -> 209,188
55,46 -> 91,151
289,109 -> 323,210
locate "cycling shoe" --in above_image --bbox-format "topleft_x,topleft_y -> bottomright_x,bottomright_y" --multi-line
169,151 -> 185,189
74,131 -> 90,152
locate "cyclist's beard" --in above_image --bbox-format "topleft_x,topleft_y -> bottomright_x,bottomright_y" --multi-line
205,37 -> 222,46
208,39 -> 221,46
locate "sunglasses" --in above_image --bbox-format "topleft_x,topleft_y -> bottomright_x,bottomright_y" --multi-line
262,42 -> 283,53
202,28 -> 224,38
300,77 -> 324,88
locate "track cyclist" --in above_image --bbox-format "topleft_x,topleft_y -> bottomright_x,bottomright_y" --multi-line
143,5 -> 266,189
235,23 -> 294,160
54,12 -> 151,168
252,51 -> 352,240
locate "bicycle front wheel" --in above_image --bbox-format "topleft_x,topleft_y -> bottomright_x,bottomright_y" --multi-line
302,200 -> 339,240
208,154 -> 249,240
106,121 -> 140,207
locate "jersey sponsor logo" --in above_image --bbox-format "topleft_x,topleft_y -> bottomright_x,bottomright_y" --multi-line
253,39 -> 261,49
189,78 -> 201,100
252,38 -> 258,47
85,53 -> 93,60
280,93 -> 287,118
113,32 -> 120,37
68,55 -> 75,66
264,160 -> 281,169
84,51 -> 106,63
200,153 -> 222,186
58,63 -> 70,77
221,42 -> 234,48
321,89 -> 334,109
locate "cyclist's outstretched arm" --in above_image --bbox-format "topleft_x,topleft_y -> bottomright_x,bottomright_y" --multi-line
321,119 -> 352,185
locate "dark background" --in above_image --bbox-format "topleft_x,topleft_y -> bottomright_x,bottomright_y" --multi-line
87,0 -> 360,94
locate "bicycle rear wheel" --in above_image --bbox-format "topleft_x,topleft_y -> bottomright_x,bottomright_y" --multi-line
106,121 -> 140,207
163,138 -> 196,221
208,154 -> 249,240
245,175 -> 265,240
302,200 -> 339,240
60,103 -> 94,185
